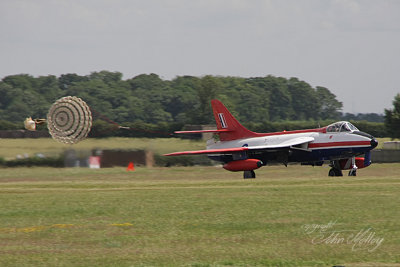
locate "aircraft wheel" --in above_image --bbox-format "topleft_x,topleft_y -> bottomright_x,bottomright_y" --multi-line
329,168 -> 343,177
244,170 -> 256,179
348,169 -> 357,176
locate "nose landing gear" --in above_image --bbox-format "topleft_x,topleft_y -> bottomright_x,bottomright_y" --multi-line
348,169 -> 357,176
348,156 -> 358,176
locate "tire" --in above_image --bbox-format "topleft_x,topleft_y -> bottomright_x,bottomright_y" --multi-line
348,170 -> 357,176
329,168 -> 343,177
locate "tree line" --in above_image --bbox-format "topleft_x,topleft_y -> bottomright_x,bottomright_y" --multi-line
0,71 -> 390,138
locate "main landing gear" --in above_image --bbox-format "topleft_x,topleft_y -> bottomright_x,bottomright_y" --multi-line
329,167 -> 343,177
244,170 -> 256,179
329,160 -> 343,177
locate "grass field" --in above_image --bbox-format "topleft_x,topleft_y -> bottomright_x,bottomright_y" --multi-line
0,164 -> 399,266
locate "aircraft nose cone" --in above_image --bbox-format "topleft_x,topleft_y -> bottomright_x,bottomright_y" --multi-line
370,138 -> 378,149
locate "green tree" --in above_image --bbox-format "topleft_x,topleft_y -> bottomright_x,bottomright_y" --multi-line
194,75 -> 221,124
0,75 -> 50,121
169,76 -> 199,123
35,75 -> 61,103
223,77 -> 270,122
2,74 -> 34,91
384,94 -> 400,139
127,74 -> 173,123
0,72 -> 345,130
316,86 -> 342,120
287,78 -> 320,120
89,71 -> 123,84
255,76 -> 291,121
58,73 -> 89,89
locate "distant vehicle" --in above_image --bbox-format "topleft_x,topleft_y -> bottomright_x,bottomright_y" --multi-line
165,100 -> 378,178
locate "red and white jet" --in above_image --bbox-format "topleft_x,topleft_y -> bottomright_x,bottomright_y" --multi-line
165,100 -> 378,178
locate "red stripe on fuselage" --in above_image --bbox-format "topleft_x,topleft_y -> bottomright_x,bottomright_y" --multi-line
309,141 -> 371,149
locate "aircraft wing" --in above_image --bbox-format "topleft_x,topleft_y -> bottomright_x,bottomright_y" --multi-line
164,137 -> 314,156
246,136 -> 315,150
164,147 -> 248,156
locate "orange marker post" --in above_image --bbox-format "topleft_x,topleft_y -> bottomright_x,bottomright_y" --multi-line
127,162 -> 135,171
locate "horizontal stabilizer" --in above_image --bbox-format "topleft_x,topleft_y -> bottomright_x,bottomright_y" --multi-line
164,147 -> 248,156
175,129 -> 231,134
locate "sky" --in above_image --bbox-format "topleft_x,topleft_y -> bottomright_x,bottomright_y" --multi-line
1,0 -> 399,114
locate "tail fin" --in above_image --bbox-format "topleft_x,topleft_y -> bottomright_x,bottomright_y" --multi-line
211,99 -> 258,141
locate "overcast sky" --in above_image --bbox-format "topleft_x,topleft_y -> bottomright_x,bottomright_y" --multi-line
1,0 -> 399,114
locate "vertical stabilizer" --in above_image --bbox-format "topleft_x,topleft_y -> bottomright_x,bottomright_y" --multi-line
211,99 -> 258,141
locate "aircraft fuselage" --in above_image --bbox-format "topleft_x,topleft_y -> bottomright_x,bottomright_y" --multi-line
207,122 -> 377,167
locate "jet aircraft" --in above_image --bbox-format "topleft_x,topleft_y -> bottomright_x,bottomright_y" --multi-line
165,100 -> 378,178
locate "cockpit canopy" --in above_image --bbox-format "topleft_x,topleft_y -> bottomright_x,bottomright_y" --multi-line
326,121 -> 359,133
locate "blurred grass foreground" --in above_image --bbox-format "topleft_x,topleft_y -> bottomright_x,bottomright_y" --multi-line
0,164 -> 399,266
